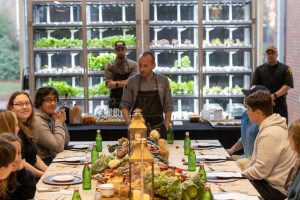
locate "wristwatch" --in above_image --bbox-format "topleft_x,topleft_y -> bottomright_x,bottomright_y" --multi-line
273,93 -> 278,99
115,82 -> 119,88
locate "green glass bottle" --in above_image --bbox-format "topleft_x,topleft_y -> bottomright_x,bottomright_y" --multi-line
201,186 -> 213,200
184,132 -> 191,155
82,161 -> 91,190
188,148 -> 196,171
167,123 -> 174,144
72,188 -> 81,200
95,129 -> 103,152
198,163 -> 207,183
91,143 -> 99,164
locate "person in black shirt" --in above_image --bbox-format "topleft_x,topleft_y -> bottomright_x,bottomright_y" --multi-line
7,91 -> 48,178
105,41 -> 138,109
252,45 -> 293,122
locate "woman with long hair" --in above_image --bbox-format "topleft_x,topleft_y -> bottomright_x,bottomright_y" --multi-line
0,133 -> 36,200
287,119 -> 300,199
0,136 -> 16,198
7,91 -> 48,177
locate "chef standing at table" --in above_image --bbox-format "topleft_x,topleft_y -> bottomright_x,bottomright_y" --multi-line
120,51 -> 173,139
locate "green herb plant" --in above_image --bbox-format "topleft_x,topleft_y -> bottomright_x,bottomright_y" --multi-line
88,53 -> 116,71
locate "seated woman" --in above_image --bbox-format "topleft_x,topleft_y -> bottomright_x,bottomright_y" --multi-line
0,133 -> 36,200
7,91 -> 48,177
34,86 -> 70,165
287,119 -> 300,200
0,136 -> 16,199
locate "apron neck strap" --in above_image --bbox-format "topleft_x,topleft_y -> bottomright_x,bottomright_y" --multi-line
138,73 -> 158,91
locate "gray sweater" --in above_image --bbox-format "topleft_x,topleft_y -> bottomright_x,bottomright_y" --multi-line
34,108 -> 70,161
243,114 -> 297,194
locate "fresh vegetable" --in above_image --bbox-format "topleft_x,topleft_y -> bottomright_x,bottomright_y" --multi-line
144,172 -> 181,200
88,53 -> 116,71
35,37 -> 82,48
174,56 -> 191,68
88,35 -> 136,48
43,81 -> 83,97
91,154 -> 108,175
169,79 -> 194,94
89,83 -> 109,96
150,129 -> 160,141
108,159 -> 121,169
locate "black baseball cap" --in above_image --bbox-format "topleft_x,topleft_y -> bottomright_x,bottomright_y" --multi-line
242,85 -> 270,97
114,41 -> 126,49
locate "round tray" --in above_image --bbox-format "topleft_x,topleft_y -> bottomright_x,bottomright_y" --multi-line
43,174 -> 82,185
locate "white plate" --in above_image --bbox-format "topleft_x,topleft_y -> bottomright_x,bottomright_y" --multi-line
197,154 -> 227,160
72,144 -> 89,149
54,156 -> 86,162
192,142 -> 221,147
207,171 -> 242,178
213,192 -> 260,200
52,175 -> 74,182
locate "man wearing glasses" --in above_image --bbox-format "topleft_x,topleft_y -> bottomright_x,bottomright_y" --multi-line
34,86 -> 70,165
105,41 -> 138,109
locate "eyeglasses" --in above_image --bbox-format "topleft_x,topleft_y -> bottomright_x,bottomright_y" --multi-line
43,98 -> 58,104
13,102 -> 31,108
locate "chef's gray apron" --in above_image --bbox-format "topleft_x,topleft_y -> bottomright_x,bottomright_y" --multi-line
109,72 -> 130,109
131,74 -> 167,139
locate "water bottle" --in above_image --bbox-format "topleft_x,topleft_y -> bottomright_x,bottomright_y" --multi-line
91,143 -> 99,164
82,161 -> 91,190
72,188 -> 81,200
184,132 -> 191,155
167,123 -> 174,144
95,129 -> 103,152
188,148 -> 196,171
198,163 -> 207,183
201,185 -> 213,200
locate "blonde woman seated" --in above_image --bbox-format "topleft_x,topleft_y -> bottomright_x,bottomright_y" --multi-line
7,91 -> 48,177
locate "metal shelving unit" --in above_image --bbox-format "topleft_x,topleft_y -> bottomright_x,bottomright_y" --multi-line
26,0 -> 256,119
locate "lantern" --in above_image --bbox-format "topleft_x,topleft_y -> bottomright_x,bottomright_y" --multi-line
129,135 -> 154,200
128,108 -> 147,141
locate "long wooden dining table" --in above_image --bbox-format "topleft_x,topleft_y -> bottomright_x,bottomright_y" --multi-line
34,140 -> 261,200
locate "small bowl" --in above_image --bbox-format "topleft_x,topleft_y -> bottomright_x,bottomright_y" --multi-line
99,184 -> 115,197
188,115 -> 200,122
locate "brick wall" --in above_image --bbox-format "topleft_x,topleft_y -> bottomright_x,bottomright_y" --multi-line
286,0 -> 300,124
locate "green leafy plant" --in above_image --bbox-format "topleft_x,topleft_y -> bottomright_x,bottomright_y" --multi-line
88,35 -> 136,48
89,83 -> 109,96
88,53 -> 116,71
174,56 -> 191,68
43,81 -> 83,97
169,79 -> 194,94
35,35 -> 135,49
35,37 -> 82,48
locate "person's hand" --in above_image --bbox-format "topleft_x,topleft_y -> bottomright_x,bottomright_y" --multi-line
271,94 -> 276,106
54,108 -> 66,123
106,80 -> 116,89
226,148 -> 234,156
